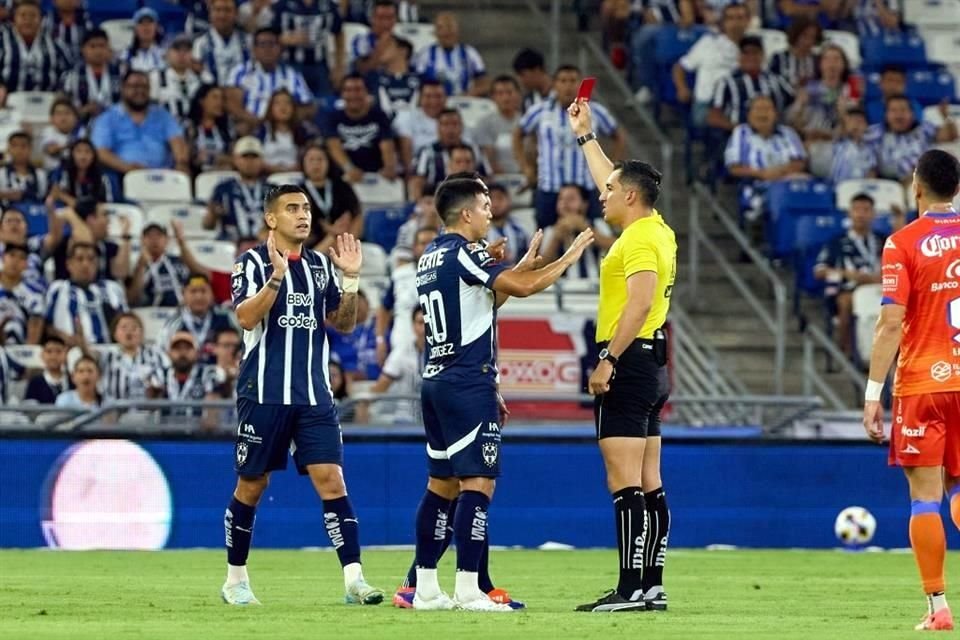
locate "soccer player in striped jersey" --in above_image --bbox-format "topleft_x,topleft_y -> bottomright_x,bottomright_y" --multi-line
221,184 -> 383,606
406,175 -> 593,612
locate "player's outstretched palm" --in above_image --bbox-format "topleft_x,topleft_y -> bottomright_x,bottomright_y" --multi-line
514,229 -> 544,273
563,228 -> 595,264
267,230 -> 290,279
329,233 -> 363,275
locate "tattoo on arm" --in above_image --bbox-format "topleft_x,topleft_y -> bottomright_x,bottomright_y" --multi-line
334,292 -> 358,332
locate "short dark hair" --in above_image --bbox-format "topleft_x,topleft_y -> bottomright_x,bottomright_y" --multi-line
82,27 -> 109,47
373,0 -> 397,9
110,311 -> 143,338
559,183 -> 588,202
884,93 -> 911,108
67,241 -> 99,259
614,160 -> 662,207
42,335 -> 66,348
739,35 -> 764,52
7,130 -> 31,145
73,353 -> 101,373
916,149 -> 960,201
254,26 -> 280,41
880,63 -> 906,76
513,48 -> 545,73
76,196 -> 99,219
488,182 -> 509,196
394,37 -> 413,59
13,0 -> 40,12
2,242 -> 28,256
420,79 -> 444,92
50,97 -> 78,117
436,177 -> 488,226
845,107 -> 866,119
850,192 -> 875,207
342,71 -> 366,86
264,184 -> 307,212
448,143 -> 475,159
437,108 -> 461,121
122,69 -> 149,85
786,15 -> 820,46
553,64 -> 580,79
492,74 -> 521,91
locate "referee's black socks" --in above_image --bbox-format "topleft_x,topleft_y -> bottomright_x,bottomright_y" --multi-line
642,487 -> 670,593
612,487 -> 647,601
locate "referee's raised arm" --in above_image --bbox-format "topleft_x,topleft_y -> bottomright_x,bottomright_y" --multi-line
566,99 -> 615,193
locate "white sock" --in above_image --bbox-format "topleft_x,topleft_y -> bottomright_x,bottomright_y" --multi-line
931,592 -> 949,613
454,570 -> 484,602
226,564 -> 249,586
415,568 -> 440,600
343,562 -> 363,589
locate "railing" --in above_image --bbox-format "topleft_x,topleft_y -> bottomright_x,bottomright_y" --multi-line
687,182 -> 787,394
802,323 -> 867,410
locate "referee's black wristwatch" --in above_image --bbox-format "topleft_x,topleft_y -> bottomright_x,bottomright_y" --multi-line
598,348 -> 618,367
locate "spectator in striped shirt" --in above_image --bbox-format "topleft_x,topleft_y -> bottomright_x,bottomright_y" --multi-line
513,48 -> 552,113
784,43 -> 853,142
485,183 -> 529,267
352,0 -> 398,74
24,335 -> 67,404
412,12 -> 489,97
0,131 -> 47,208
0,242 -> 44,344
767,16 -> 819,88
45,241 -> 129,346
39,100 -> 82,174
151,34 -> 214,127
299,142 -> 362,250
272,0 -> 344,98
101,311 -> 170,401
474,75 -> 523,175
62,28 -> 122,123
540,183 -> 616,281
410,110 -> 489,199
50,198 -> 130,283
866,96 -> 958,185
187,84 -> 236,174
44,0 -> 93,67
158,272 -> 239,355
226,27 -> 315,130
192,0 -> 250,86
0,208 -> 59,288
515,64 -> 625,228
0,0 -> 69,92
853,0 -> 902,36
47,139 -> 115,209
205,136 -> 268,241
707,36 -> 795,133
154,329 -> 220,424
123,7 -> 167,74
393,79 -> 446,173
128,220 -> 209,308
257,88 -> 320,173
829,107 -> 877,183
363,36 -> 420,119
238,0 -> 276,33
91,70 -> 191,175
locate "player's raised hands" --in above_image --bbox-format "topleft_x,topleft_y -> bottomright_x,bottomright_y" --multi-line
487,236 -> 508,262
561,228 -> 595,265
862,401 -> 886,444
267,230 -> 290,280
567,99 -> 593,137
513,229 -> 544,273
329,233 -> 363,275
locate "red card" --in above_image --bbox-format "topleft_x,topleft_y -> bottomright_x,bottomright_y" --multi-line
576,77 -> 597,102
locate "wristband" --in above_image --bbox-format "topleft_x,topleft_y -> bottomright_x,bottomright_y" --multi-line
577,132 -> 597,146
864,379 -> 884,402
267,278 -> 281,291
341,274 -> 360,293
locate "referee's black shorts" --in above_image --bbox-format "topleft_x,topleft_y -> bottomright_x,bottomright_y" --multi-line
593,339 -> 670,439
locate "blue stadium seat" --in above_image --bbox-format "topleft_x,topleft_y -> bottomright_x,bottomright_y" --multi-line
793,211 -> 847,299
84,0 -> 138,24
860,32 -> 928,70
14,201 -> 50,238
654,26 -> 707,106
363,205 -> 411,253
865,97 -> 924,125
907,68 -> 957,106
766,179 -> 835,258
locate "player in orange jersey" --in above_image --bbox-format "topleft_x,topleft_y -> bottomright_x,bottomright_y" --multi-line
864,149 -> 960,632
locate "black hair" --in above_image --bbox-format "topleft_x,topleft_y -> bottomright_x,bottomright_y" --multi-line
553,64 -> 580,79
264,184 -> 308,212
42,335 -> 66,348
884,93 -> 911,108
75,196 -> 99,219
411,305 -> 424,323
7,130 -> 31,145
613,160 -> 662,207
254,26 -> 280,42
2,242 -> 28,256
513,48 -> 545,73
373,0 -> 397,9
110,310 -> 144,338
435,177 -> 488,226
559,183 -> 589,202
850,192 -> 875,207
67,241 -> 99,259
845,106 -> 867,118
394,37 -> 413,59
73,353 -> 101,373
127,17 -> 164,60
448,143 -> 475,159
786,15 -> 821,47
880,63 -> 906,76
739,35 -> 764,52
189,84 -> 231,139
420,79 -> 445,93
420,183 -> 437,198
12,0 -> 40,12
50,97 -> 79,117
492,74 -> 521,91
488,182 -> 509,195
916,149 -> 960,201
122,69 -> 149,85
82,28 -> 108,47
62,139 -> 109,203
342,71 -> 367,86
437,107 -> 461,120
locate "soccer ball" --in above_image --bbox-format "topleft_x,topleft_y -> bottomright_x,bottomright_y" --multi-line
834,506 -> 876,546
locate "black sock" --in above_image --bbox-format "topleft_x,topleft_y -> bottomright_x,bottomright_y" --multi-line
404,495 -> 457,588
613,487 -> 647,601
642,487 -> 670,592
454,490 -> 489,573
322,496 -> 361,567
225,497 -> 256,567
478,538 -> 494,593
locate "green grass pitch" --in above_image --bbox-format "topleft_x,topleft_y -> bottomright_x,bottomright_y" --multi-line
0,548 -> 947,639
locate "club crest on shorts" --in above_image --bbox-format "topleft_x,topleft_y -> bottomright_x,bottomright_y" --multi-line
236,441 -> 248,466
482,442 -> 498,467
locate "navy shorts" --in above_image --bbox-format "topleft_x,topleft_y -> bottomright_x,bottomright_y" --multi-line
421,378 -> 502,479
234,398 -> 343,476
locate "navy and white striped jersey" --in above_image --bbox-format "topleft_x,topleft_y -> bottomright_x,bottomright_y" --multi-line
62,63 -> 122,113
0,346 -> 24,405
0,165 -> 48,207
416,233 -> 507,383
829,137 -> 877,183
156,363 -> 218,416
138,254 -> 191,307
233,244 -> 342,406
640,0 -> 681,23
711,70 -> 795,126
210,178 -> 267,241
414,141 -> 490,187
272,0 -> 342,67
0,25 -> 69,91
0,278 -> 44,344
767,50 -> 816,87
413,43 -> 486,96
101,345 -> 170,401
157,307 -> 238,352
191,27 -> 249,86
0,237 -> 47,288
519,97 -> 618,192
723,123 -> 807,174
227,61 -> 314,118
865,121 -> 938,181
150,67 -> 212,125
43,9 -> 93,67
854,0 -> 900,37
44,278 -> 129,344
123,44 -> 167,74
351,32 -> 378,62
365,70 -> 421,118
486,219 -> 530,267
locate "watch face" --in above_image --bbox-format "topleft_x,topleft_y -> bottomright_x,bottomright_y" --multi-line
599,349 -> 609,359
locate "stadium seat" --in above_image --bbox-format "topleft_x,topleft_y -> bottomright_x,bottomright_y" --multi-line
332,22 -> 370,64
363,205 -> 410,252
123,169 -> 192,204
103,203 -> 145,239
446,96 -> 496,130
852,283 -> 883,362
907,69 -> 957,106
493,173 -> 533,207
511,207 -> 536,238
860,32 -> 927,70
194,170 -> 239,202
792,211 -> 846,299
100,19 -> 134,57
6,344 -> 43,369
266,171 -> 304,186
0,122 -> 22,154
904,0 -> 960,27
923,103 -> 960,126
189,240 -> 236,272
749,28 -> 788,57
766,179 -> 835,258
835,179 -> 906,213
134,306 -> 179,344
353,173 -> 405,206
653,25 -> 707,106
392,22 -> 437,54
6,92 -> 56,125
926,32 -> 960,66
147,204 -> 214,239
11,202 -> 48,237
822,30 -> 861,70
360,241 -> 388,277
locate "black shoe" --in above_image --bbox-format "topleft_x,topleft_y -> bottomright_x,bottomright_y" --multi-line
575,589 -> 647,612
644,588 -> 667,611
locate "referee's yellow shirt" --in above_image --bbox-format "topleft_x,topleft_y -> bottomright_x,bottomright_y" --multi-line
596,210 -> 677,342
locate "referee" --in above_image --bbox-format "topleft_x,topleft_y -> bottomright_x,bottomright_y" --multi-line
567,98 -> 677,613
